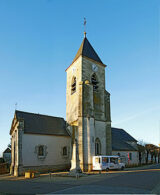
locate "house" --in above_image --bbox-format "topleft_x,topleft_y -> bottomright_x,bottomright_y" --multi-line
3,148 -> 11,164
112,127 -> 139,165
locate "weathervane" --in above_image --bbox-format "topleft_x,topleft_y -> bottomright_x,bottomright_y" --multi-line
84,17 -> 87,37
15,102 -> 18,110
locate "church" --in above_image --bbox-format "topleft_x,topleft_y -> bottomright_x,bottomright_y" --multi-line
10,32 -> 113,176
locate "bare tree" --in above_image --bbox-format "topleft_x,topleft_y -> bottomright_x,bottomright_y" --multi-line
145,144 -> 159,164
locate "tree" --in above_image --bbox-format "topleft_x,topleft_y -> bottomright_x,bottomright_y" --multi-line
145,144 -> 159,164
137,140 -> 146,164
137,144 -> 145,164
7,144 -> 11,150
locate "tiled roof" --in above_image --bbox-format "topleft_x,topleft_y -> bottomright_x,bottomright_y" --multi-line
112,127 -> 137,151
15,110 -> 70,136
72,37 -> 103,64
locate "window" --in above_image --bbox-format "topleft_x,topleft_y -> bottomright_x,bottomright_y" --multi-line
110,158 -> 118,164
61,146 -> 69,158
110,158 -> 115,163
102,157 -> 109,163
63,146 -> 68,156
91,73 -> 98,91
95,138 -> 101,155
35,145 -> 47,160
71,77 -> 76,94
38,145 -> 44,156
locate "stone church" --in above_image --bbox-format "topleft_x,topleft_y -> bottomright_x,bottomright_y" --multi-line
10,33 -> 112,176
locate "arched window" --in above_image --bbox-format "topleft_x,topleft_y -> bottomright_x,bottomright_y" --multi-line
91,73 -> 98,91
35,145 -> 47,160
71,77 -> 76,94
63,146 -> 68,156
38,145 -> 44,156
95,138 -> 101,155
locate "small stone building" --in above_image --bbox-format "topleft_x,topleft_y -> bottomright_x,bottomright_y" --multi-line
10,110 -> 71,176
112,127 -> 139,165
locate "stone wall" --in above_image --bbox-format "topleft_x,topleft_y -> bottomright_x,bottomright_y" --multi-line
82,57 -> 106,121
66,55 -> 112,172
66,56 -> 82,123
10,123 -> 18,175
112,150 -> 139,165
22,134 -> 71,167
83,117 -> 95,171
17,164 -> 70,176
94,120 -> 106,155
10,127 -> 71,176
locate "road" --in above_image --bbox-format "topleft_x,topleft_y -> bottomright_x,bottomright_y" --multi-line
0,164 -> 160,194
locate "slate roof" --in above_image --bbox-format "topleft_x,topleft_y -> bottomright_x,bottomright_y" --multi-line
3,148 -> 11,153
112,127 -> 137,151
72,37 -> 103,64
14,110 -> 70,136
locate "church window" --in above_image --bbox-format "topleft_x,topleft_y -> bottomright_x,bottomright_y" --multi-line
38,145 -> 44,156
35,145 -> 48,160
95,138 -> 101,155
91,73 -> 98,91
71,77 -> 76,94
63,146 -> 68,156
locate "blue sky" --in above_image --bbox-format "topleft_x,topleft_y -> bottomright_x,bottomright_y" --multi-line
0,0 -> 159,156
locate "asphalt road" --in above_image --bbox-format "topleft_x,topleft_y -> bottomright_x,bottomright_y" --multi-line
0,164 -> 160,194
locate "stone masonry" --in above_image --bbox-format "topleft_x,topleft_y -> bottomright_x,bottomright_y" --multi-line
66,36 -> 112,172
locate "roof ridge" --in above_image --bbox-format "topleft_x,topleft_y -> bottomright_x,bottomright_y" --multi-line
15,110 -> 64,120
111,127 -> 124,130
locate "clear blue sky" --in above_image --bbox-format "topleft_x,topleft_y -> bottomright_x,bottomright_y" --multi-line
0,0 -> 159,156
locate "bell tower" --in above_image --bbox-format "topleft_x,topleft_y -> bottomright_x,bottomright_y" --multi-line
66,33 -> 112,172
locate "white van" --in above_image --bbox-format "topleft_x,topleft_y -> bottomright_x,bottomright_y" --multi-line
92,155 -> 125,171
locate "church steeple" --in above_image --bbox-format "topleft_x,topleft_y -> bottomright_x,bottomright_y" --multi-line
72,37 -> 103,65
66,31 -> 112,172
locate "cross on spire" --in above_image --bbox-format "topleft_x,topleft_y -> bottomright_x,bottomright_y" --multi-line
84,17 -> 87,37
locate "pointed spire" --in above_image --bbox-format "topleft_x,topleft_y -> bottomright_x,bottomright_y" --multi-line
68,18 -> 103,67
72,37 -> 103,64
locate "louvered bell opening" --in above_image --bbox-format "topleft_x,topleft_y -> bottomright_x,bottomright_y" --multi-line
71,78 -> 76,94
93,85 -> 98,91
72,82 -> 76,87
91,75 -> 98,91
92,80 -> 98,85
72,87 -> 76,91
